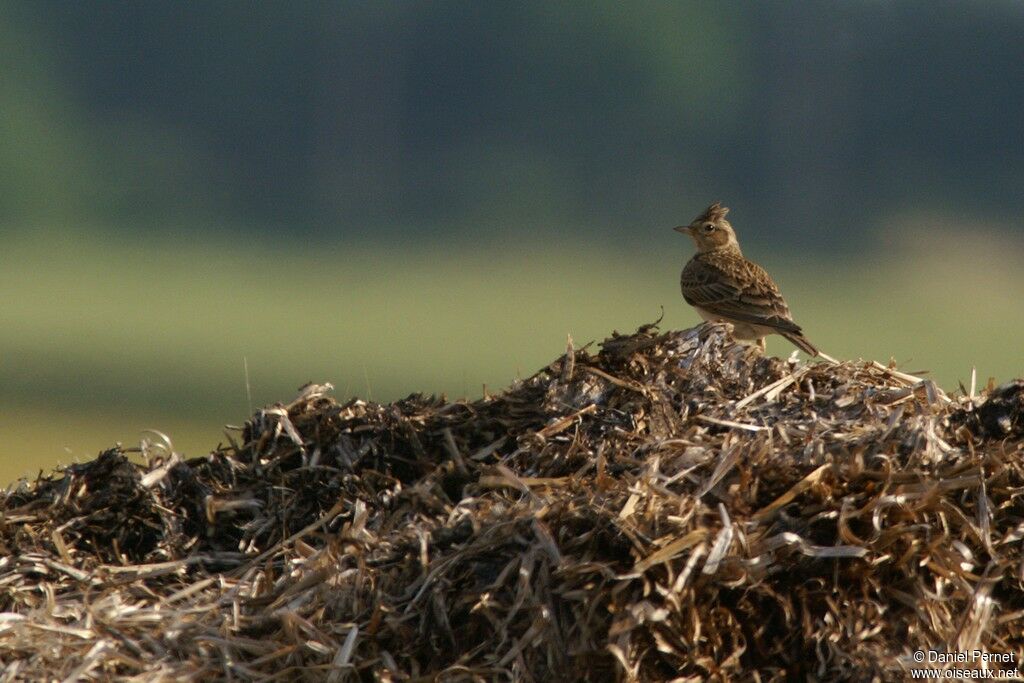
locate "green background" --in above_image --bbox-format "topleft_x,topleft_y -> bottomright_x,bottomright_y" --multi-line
1,2 -> 1022,483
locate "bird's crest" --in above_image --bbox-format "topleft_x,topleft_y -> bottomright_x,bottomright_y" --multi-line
698,201 -> 730,223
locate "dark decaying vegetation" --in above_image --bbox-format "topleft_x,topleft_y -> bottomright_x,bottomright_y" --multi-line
1,322 -> 1023,681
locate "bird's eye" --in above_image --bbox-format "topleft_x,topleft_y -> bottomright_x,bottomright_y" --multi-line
702,224 -> 716,234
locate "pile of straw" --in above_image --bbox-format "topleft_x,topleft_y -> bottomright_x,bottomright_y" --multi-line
2,322 -> 1022,681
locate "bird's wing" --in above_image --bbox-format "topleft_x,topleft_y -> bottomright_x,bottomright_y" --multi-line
680,255 -> 803,334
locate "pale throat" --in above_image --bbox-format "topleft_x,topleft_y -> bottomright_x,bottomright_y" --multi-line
700,241 -> 742,256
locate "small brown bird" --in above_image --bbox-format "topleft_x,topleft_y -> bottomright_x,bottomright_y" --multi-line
675,202 -> 818,356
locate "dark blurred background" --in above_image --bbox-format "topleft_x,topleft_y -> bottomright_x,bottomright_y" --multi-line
2,2 -> 1022,481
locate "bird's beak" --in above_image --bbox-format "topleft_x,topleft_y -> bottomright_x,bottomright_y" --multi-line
673,225 -> 693,235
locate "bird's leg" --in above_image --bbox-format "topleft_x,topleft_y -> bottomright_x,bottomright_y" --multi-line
757,337 -> 766,353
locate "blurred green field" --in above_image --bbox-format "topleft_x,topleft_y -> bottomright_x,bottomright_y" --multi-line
2,226 -> 1022,485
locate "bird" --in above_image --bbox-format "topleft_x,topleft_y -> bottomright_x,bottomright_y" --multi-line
674,202 -> 818,356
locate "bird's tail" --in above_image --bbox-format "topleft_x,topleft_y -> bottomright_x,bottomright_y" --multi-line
782,331 -> 818,357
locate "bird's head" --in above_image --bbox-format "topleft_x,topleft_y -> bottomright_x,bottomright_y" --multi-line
674,202 -> 739,252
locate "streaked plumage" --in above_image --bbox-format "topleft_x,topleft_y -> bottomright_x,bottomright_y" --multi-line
675,202 -> 817,356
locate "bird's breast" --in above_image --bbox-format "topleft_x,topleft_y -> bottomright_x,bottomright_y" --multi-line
692,306 -> 717,322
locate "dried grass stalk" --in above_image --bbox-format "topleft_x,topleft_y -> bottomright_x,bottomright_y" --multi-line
2,322 -> 1023,681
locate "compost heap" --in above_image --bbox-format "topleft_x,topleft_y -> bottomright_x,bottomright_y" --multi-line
2,322 -> 1023,681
